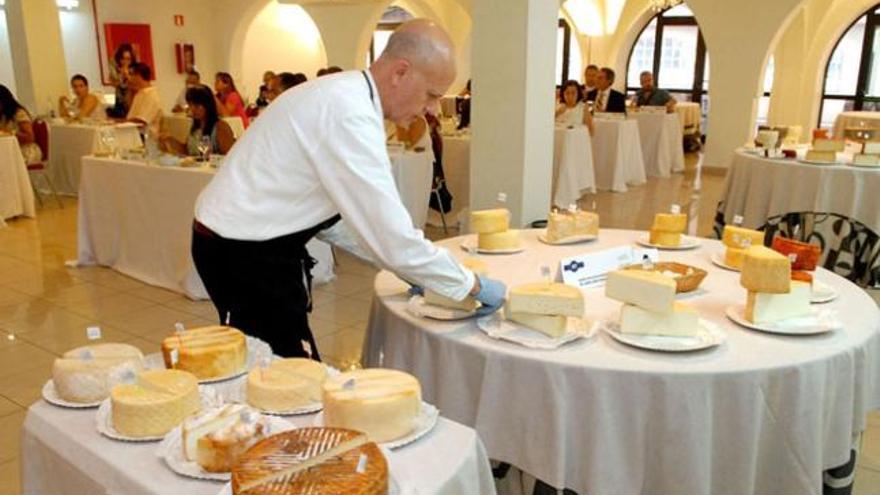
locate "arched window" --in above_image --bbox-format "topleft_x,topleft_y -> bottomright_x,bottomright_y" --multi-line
756,56 -> 774,126
626,5 -> 708,131
366,6 -> 414,66
818,6 -> 880,128
556,17 -> 583,85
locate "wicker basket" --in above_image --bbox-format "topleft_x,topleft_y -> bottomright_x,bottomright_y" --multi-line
622,262 -> 707,293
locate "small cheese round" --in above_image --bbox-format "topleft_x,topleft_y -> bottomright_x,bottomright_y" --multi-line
52,343 -> 144,403
247,358 -> 327,412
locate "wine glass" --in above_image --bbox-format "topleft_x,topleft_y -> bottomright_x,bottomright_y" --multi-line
100,128 -> 117,157
197,135 -> 212,162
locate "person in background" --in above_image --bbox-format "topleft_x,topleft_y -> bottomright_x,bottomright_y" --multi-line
456,79 -> 471,129
214,72 -> 249,128
278,72 -> 308,92
256,71 -> 275,107
58,74 -> 101,120
555,79 -> 593,134
0,84 -> 42,163
172,70 -> 201,113
107,43 -> 137,118
586,67 -> 626,113
583,64 -> 599,97
160,85 -> 235,156
633,71 -> 677,113
125,63 -> 163,137
316,66 -> 343,77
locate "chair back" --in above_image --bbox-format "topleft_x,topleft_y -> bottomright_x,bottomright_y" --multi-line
32,118 -> 49,162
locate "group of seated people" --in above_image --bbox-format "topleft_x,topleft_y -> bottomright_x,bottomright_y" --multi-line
555,65 -> 677,130
254,66 -> 340,110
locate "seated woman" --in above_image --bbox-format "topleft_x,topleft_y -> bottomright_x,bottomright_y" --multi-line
159,85 -> 235,156
58,74 -> 102,120
0,84 -> 42,163
555,79 -> 593,134
214,72 -> 249,127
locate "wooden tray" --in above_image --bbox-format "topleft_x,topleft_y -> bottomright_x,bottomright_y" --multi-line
622,262 -> 707,293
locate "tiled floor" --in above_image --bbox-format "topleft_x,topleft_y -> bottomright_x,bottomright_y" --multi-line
0,154 -> 877,494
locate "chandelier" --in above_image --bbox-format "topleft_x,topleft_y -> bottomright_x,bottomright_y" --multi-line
650,0 -> 684,12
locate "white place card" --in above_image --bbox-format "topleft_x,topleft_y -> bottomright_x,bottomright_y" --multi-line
86,326 -> 102,340
560,246 -> 659,288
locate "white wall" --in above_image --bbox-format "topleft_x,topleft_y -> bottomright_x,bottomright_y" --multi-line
0,11 -> 16,95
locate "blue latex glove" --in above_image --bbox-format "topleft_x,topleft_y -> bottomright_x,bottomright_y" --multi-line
407,284 -> 424,297
473,275 -> 507,316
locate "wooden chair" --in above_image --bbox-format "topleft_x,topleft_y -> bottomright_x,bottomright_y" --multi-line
26,119 -> 63,208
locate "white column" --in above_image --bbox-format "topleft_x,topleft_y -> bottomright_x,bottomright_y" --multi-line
5,0 -> 69,114
469,0 -> 558,227
302,3 -> 386,69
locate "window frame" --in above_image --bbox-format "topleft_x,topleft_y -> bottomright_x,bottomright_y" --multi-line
818,5 -> 880,125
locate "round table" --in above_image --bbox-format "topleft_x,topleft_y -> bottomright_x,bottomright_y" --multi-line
47,122 -> 142,195
717,150 -> 880,286
552,125 -> 596,208
632,112 -> 685,178
591,119 -> 646,192
0,135 -> 36,223
364,228 -> 880,495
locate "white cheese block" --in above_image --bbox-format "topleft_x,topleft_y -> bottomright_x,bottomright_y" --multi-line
478,230 -> 521,250
424,290 -> 478,311
740,245 -> 791,294
605,270 -> 676,313
247,358 -> 327,412
506,307 -> 568,338
194,407 -> 269,473
619,302 -> 700,337
805,150 -> 837,163
546,210 -> 599,241
322,369 -> 421,443
52,343 -> 145,403
508,282 -> 584,317
111,369 -> 201,438
813,138 -> 845,152
745,281 -> 811,324
470,209 -> 510,234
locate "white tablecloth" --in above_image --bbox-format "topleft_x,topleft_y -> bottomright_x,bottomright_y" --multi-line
676,101 -> 702,134
552,125 -> 596,207
719,150 -> 880,236
591,119 -> 646,192
832,111 -> 880,138
0,135 -> 36,222
633,113 -> 685,177
22,395 -> 496,495
76,157 -> 334,299
388,148 -> 434,228
47,122 -> 143,195
364,229 -> 880,495
164,115 -> 246,143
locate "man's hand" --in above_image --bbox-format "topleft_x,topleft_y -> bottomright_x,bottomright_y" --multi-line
472,275 -> 507,316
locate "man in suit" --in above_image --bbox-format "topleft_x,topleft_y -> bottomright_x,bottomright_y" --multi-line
586,67 -> 626,113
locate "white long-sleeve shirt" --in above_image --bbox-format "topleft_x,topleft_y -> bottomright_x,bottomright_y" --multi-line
195,70 -> 474,301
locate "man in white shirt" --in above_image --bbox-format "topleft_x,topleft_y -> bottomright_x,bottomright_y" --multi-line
172,70 -> 200,113
192,20 -> 506,359
126,63 -> 163,136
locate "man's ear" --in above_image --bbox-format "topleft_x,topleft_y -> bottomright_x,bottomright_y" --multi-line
390,59 -> 412,87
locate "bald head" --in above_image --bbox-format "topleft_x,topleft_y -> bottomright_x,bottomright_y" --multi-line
370,19 -> 457,125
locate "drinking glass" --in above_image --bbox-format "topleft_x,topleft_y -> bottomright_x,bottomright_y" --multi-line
197,135 -> 212,162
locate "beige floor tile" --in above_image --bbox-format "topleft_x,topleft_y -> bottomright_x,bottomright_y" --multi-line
0,299 -> 57,325
310,296 -> 373,328
81,270 -> 153,291
40,282 -> 120,306
869,410 -> 880,428
118,335 -> 164,356
854,465 -> 880,495
0,396 -> 23,418
0,411 -> 25,464
0,365 -> 51,408
308,315 -> 349,340
124,285 -> 185,304
0,340 -> 56,379
102,305 -> 216,336
162,298 -> 219,320
0,305 -> 96,337
15,323 -> 133,356
316,324 -> 366,370
319,274 -> 376,297
4,269 -> 84,297
0,288 -> 30,309
861,423 -> 880,471
133,318 -> 217,345
55,293 -> 158,320
0,458 -> 20,495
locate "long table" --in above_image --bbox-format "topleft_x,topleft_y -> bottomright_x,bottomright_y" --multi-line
47,122 -> 142,195
364,228 -> 880,494
591,118 -> 646,192
76,157 -> 335,299
0,135 -> 35,224
632,112 -> 685,177
22,391 -> 496,494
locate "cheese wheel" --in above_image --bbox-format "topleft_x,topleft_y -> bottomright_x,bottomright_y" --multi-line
470,209 -> 510,234
478,230 -> 520,250
649,229 -> 681,247
547,210 -> 599,241
740,245 -> 791,294
651,213 -> 686,232
247,358 -> 327,412
724,247 -> 746,269
111,369 -> 201,438
161,326 -> 247,380
605,269 -> 676,313
52,343 -> 144,403
508,282 -> 584,317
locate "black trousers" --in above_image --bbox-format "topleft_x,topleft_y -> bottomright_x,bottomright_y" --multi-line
191,216 -> 339,359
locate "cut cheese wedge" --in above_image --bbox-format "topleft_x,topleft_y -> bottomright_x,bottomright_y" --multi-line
740,245 -> 791,294
652,213 -> 686,232
605,270 -> 676,313
745,281 -> 811,324
619,302 -> 700,337
506,307 -> 568,338
508,282 -> 584,317
722,225 -> 764,249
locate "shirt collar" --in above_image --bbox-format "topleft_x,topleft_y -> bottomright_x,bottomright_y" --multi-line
363,70 -> 383,120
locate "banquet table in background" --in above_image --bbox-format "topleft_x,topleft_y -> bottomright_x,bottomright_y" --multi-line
0,135 -> 36,223
22,392 -> 496,495
591,118 -> 646,192
47,122 -> 142,195
388,146 -> 434,228
552,125 -> 596,207
436,133 -> 471,225
832,111 -> 880,138
364,228 -> 880,495
632,112 -> 685,177
76,157 -> 334,299
676,101 -> 702,135
164,114 -> 247,143
717,150 -> 880,286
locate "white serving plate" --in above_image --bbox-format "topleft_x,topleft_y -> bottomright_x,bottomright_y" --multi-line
710,252 -> 740,271
459,240 -> 524,255
144,336 -> 273,384
798,158 -> 840,166
97,386 -> 220,442
225,364 -> 340,416
406,295 -> 479,321
42,379 -> 102,409
537,233 -> 598,245
157,412 -> 295,481
811,280 -> 838,304
476,312 -> 597,349
636,235 -> 701,251
313,401 -> 439,450
602,319 -> 725,352
725,305 -> 841,335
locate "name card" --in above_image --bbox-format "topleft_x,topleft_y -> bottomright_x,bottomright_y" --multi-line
559,246 -> 659,288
